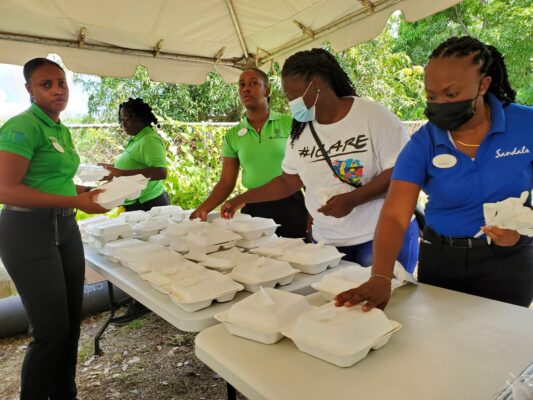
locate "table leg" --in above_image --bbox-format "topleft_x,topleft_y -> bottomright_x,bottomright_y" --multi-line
94,281 -> 118,356
226,382 -> 237,400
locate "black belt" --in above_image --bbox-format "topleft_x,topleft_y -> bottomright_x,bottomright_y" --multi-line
423,226 -> 490,249
3,205 -> 75,216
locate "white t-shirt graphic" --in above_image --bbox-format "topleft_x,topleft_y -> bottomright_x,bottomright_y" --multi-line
282,97 -> 408,246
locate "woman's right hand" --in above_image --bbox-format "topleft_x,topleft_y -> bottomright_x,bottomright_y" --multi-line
334,277 -> 392,311
189,208 -> 208,221
220,197 -> 246,219
75,189 -> 108,214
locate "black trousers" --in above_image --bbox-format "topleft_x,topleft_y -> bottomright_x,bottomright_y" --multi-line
0,210 -> 85,400
419,227 -> 533,307
241,191 -> 308,238
124,191 -> 170,212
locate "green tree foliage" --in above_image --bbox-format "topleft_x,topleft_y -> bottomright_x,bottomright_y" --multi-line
394,0 -> 533,104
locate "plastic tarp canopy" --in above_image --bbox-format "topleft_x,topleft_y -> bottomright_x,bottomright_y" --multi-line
0,0 -> 462,83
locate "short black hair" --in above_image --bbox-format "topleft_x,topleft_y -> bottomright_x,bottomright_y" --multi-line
23,58 -> 64,83
242,68 -> 270,90
281,48 -> 357,145
118,97 -> 158,127
430,36 -> 516,106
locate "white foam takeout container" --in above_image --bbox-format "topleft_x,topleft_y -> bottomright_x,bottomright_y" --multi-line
99,238 -> 145,263
116,210 -> 149,224
126,249 -> 188,275
184,227 -> 241,253
167,269 -> 244,312
236,234 -> 278,250
86,220 -> 134,242
311,263 -> 409,302
279,242 -> 344,274
230,257 -> 298,292
199,248 -> 261,272
75,163 -> 109,183
250,237 -> 306,258
215,288 -> 313,344
133,216 -> 171,240
281,302 -> 401,367
144,262 -> 207,294
214,216 -> 279,240
93,174 -> 148,210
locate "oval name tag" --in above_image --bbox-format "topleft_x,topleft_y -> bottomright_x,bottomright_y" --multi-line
52,142 -> 65,153
432,154 -> 457,168
237,128 -> 247,137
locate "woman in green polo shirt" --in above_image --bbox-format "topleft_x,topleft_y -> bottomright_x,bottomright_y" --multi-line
100,97 -> 169,323
191,68 -> 308,238
0,58 -> 106,400
100,97 -> 169,211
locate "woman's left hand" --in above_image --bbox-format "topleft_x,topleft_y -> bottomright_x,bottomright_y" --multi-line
317,192 -> 356,218
482,226 -> 521,247
98,163 -> 122,181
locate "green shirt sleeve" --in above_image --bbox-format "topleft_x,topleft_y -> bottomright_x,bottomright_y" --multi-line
140,136 -> 167,168
0,114 -> 39,160
221,129 -> 238,158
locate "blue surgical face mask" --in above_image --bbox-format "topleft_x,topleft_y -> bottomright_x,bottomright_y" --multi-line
289,80 -> 320,122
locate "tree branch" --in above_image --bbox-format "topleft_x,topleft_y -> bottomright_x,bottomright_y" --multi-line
454,5 -> 472,36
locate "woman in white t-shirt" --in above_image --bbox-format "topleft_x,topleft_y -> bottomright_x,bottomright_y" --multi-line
221,48 -> 419,272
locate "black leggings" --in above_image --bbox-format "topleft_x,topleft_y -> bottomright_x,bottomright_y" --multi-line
419,227 -> 533,307
241,191 -> 308,238
0,210 -> 85,400
124,191 -> 170,212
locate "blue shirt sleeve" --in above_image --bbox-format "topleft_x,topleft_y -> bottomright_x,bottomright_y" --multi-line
391,130 -> 429,186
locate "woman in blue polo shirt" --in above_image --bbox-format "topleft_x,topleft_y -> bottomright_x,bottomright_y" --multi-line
191,68 -> 308,238
0,58 -> 106,399
336,36 -> 533,309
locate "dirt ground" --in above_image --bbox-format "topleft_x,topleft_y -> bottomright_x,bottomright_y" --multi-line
0,309 -> 247,400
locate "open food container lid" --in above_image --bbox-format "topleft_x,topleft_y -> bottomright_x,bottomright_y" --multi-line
93,174 -> 148,209
75,163 -> 108,183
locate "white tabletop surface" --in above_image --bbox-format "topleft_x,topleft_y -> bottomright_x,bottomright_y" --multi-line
84,245 -> 353,332
195,284 -> 533,400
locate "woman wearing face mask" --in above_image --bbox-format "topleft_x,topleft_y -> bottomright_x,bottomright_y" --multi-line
221,49 -> 419,272
335,36 -> 533,310
100,97 -> 169,211
191,68 -> 308,238
0,58 -> 106,399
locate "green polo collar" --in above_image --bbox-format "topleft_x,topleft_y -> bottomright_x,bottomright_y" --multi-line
240,110 -> 282,130
30,103 -> 63,127
130,125 -> 153,142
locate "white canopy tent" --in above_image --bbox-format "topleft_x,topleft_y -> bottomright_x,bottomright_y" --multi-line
0,0 -> 462,83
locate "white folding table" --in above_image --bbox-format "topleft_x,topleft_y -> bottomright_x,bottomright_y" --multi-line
195,284 -> 533,400
84,245 -> 353,353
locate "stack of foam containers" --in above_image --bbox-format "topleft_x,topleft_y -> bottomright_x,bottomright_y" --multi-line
250,237 -> 306,258
184,226 -> 242,253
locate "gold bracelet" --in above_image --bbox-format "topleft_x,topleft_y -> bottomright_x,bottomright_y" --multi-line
371,273 -> 392,283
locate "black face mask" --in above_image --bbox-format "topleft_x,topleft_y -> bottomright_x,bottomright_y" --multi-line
424,78 -> 485,131
424,96 -> 478,131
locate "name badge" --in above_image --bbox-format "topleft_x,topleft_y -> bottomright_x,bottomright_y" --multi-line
432,154 -> 457,168
49,137 -> 65,153
237,128 -> 247,137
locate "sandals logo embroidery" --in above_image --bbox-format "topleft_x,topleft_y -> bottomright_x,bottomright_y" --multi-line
495,146 -> 530,158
